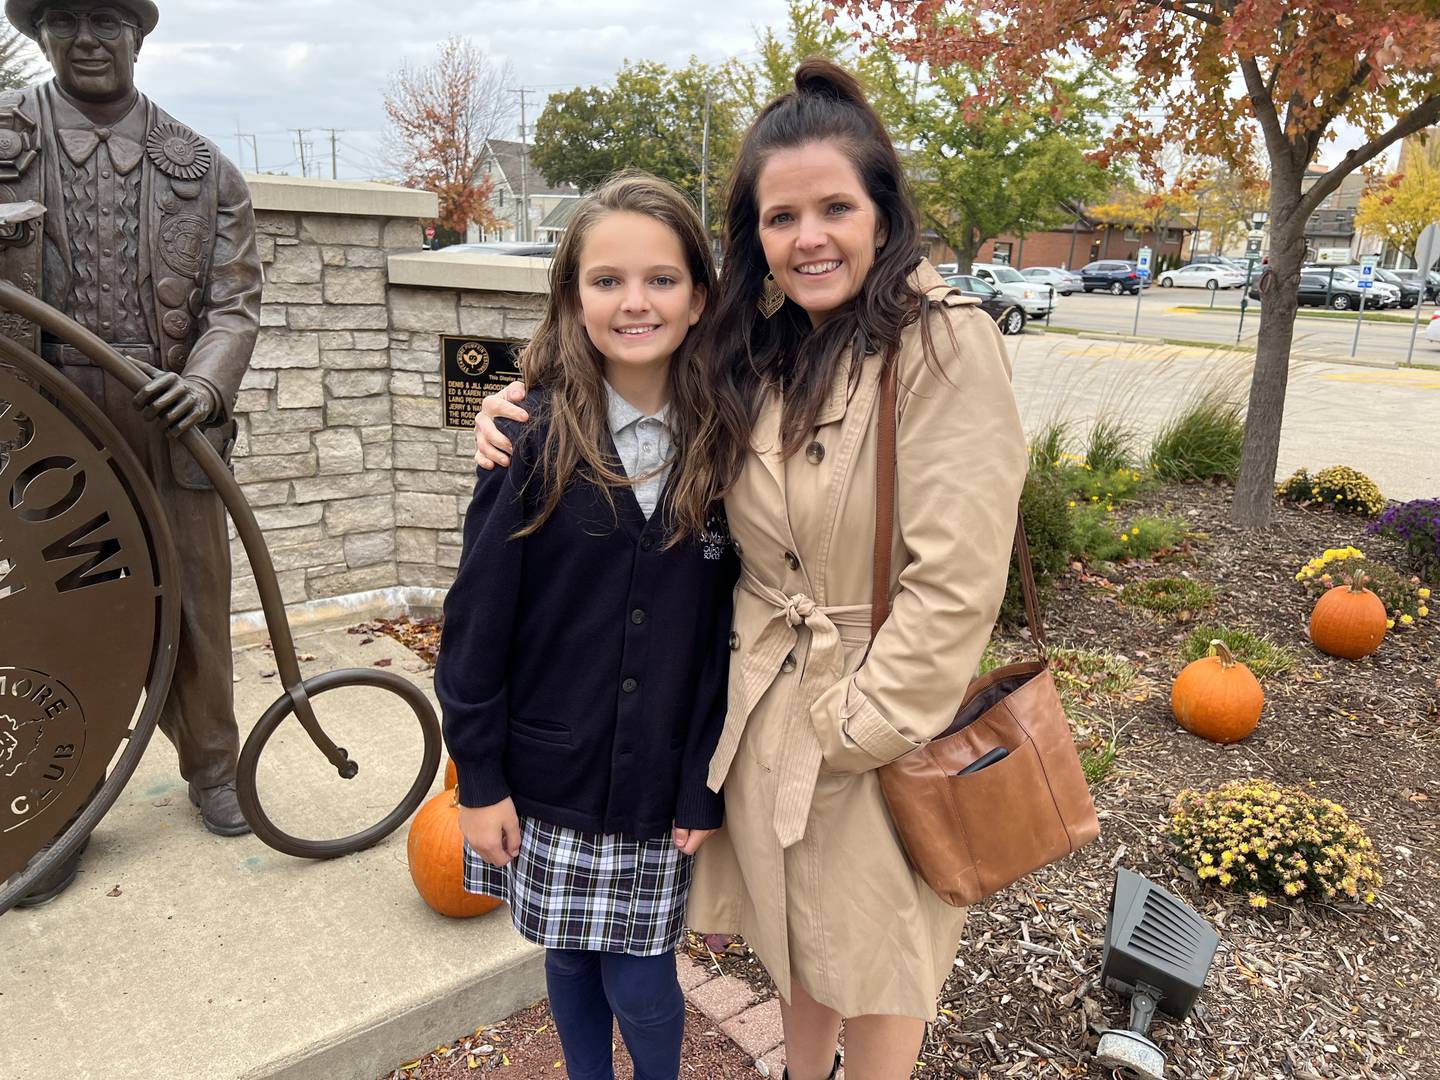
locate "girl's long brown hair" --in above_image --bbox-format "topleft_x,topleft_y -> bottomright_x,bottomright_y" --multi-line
515,170 -> 723,543
707,59 -> 950,482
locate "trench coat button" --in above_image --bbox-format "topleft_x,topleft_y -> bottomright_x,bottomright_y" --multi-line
622,677 -> 638,693
728,632 -> 740,651
783,550 -> 800,571
806,441 -> 825,464
781,652 -> 797,673
630,608 -> 646,625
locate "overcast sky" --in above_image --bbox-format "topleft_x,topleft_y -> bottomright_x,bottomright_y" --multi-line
21,0 -> 1393,180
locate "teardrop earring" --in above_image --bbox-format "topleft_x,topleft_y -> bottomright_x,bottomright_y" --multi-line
758,273 -> 785,319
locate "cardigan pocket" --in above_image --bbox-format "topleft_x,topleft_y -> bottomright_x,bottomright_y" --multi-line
510,716 -> 573,747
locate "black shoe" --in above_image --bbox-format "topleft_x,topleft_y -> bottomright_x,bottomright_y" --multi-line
783,1051 -> 841,1080
15,836 -> 89,908
188,781 -> 252,837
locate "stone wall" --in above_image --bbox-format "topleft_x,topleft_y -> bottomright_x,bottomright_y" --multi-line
226,177 -> 548,618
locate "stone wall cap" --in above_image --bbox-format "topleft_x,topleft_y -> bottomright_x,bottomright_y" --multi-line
387,252 -> 551,294
245,175 -> 439,219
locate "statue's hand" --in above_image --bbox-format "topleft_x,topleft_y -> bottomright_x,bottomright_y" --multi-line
132,364 -> 218,436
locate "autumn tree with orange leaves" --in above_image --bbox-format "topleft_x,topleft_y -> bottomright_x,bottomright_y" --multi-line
383,37 -> 513,237
835,1 -> 1440,527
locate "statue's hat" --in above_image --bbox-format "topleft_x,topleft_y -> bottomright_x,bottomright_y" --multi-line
5,0 -> 160,41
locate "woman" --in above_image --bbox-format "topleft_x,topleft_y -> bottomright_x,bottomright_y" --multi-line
474,60 -> 1027,1080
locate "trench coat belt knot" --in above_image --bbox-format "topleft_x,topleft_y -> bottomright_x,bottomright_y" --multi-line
706,568 -> 872,847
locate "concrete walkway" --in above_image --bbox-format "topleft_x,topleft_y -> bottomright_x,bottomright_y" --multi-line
1008,334 -> 1440,501
0,627 -> 545,1080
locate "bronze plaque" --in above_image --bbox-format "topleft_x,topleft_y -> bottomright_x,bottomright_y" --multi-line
440,335 -> 524,431
0,365 -> 161,879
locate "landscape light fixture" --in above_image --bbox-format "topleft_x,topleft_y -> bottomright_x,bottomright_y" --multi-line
1094,868 -> 1220,1080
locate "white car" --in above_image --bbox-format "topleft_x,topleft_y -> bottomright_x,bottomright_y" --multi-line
1317,267 -> 1401,307
1157,264 -> 1247,290
970,263 -> 1058,317
1426,310 -> 1440,345
1021,266 -> 1084,295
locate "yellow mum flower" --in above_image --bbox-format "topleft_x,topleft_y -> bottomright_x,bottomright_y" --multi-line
1249,895 -> 1268,908
1419,588 -> 1431,600
1386,619 -> 1395,629
1419,606 -> 1429,617
1067,500 -> 1076,508
1401,614 -> 1414,626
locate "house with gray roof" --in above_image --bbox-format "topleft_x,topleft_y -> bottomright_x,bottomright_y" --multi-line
480,138 -> 580,242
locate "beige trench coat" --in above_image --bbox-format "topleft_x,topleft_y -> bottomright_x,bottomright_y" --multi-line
686,262 -> 1029,1019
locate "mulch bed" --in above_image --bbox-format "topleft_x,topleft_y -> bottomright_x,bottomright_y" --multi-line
383,483 -> 1440,1079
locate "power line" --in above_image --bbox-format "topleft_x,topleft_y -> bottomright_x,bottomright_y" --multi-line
509,87 -> 534,241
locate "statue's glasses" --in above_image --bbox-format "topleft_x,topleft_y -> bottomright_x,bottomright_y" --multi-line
36,10 -> 137,41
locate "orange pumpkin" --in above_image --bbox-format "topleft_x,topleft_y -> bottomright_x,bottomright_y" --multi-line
1171,639 -> 1264,743
406,789 -> 502,918
1309,574 -> 1387,659
444,757 -> 457,789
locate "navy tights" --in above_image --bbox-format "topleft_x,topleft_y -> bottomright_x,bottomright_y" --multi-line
543,948 -> 685,1080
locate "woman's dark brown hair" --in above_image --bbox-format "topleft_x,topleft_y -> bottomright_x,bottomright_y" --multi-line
708,58 -> 948,480
515,171 -> 724,544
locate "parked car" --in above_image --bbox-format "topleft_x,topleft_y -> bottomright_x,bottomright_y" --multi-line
1303,265 -> 1401,307
1427,309 -> 1440,344
1021,266 -> 1084,295
1248,270 -> 1370,310
435,241 -> 557,257
970,262 -> 1058,317
944,274 -> 1028,335
1157,263 -> 1247,290
1080,260 -> 1144,295
1391,269 -> 1440,302
1374,267 -> 1421,308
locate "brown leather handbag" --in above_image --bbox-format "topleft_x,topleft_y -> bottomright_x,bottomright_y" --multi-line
872,360 -> 1100,907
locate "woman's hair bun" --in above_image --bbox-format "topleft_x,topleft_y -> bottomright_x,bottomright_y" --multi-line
793,58 -> 868,108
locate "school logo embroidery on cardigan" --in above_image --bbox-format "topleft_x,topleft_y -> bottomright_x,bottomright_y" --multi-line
701,509 -> 731,561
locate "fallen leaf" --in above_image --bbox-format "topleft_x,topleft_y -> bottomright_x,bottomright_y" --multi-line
374,658 -> 393,668
106,884 -> 122,897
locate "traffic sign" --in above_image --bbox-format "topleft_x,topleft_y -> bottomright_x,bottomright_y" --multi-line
1136,246 -> 1152,278
1417,222 -> 1440,273
1358,260 -> 1375,289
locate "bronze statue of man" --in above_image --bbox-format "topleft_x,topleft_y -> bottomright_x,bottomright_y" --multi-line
1,0 -> 262,904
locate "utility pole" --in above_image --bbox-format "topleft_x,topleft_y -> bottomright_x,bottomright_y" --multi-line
293,129 -> 309,178
511,87 -> 533,242
700,87 -> 711,236
322,129 -> 344,180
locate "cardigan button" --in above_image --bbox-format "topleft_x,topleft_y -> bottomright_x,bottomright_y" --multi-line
805,440 -> 825,464
781,652 -> 797,673
728,632 -> 740,651
622,677 -> 639,693
783,550 -> 800,571
630,608 -> 646,625
640,536 -> 656,552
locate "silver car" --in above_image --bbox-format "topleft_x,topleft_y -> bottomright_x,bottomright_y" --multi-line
1021,266 -> 1084,295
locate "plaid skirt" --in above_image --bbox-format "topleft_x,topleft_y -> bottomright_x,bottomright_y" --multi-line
464,818 -> 693,957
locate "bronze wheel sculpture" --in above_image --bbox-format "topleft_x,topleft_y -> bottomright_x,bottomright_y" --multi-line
0,284 -> 441,911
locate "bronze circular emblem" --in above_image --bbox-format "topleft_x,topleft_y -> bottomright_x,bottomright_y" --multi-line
159,215 -> 209,277
161,310 -> 193,339
0,131 -> 20,158
145,122 -> 212,181
0,668 -> 86,832
456,341 -> 490,377
156,276 -> 188,308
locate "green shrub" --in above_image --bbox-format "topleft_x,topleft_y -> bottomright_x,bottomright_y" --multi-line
1180,625 -> 1297,678
1069,505 -> 1189,563
1001,469 -> 1075,627
1149,389 -> 1245,482
1119,575 -> 1216,614
1168,779 -> 1382,907
1366,499 -> 1440,580
1083,416 -> 1140,474
1276,465 -> 1385,516
1064,464 -> 1154,504
1046,647 -> 1147,711
1028,419 -> 1072,474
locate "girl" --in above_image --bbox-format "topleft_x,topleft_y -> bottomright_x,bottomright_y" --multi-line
434,171 -> 738,1080
473,61 -> 1028,1080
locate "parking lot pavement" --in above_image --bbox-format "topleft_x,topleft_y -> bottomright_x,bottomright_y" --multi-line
1005,334 -> 1439,502
1044,287 -> 1440,366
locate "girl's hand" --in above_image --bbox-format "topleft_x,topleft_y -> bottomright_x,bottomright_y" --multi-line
473,381 -> 530,469
672,826 -> 716,856
459,798 -> 522,866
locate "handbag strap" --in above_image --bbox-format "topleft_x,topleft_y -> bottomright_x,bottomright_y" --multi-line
870,358 -> 1046,654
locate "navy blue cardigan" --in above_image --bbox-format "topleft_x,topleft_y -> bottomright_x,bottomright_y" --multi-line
435,390 -> 737,840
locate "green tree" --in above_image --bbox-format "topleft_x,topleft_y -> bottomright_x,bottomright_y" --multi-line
531,59 -> 739,233
862,44 -> 1117,268
1,15 -> 40,91
728,0 -> 854,118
